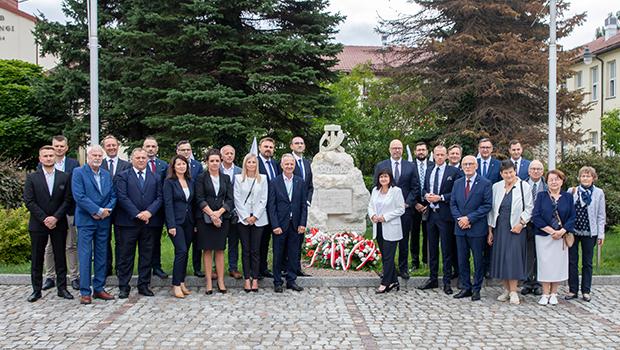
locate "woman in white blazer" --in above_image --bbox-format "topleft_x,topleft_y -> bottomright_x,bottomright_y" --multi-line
368,169 -> 405,294
566,166 -> 606,302
234,154 -> 269,292
487,160 -> 533,305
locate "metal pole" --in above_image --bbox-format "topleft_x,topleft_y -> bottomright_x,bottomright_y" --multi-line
548,0 -> 557,170
88,0 -> 99,145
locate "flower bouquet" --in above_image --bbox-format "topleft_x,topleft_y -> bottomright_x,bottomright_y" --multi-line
303,227 -> 380,271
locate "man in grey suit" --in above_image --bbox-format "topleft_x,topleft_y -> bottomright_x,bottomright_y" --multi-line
521,159 -> 546,296
221,145 -> 243,279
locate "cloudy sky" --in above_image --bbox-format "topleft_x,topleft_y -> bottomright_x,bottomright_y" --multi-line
20,0 -> 619,50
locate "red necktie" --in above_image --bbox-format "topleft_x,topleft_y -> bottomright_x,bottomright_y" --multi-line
465,179 -> 471,198
150,160 -> 156,173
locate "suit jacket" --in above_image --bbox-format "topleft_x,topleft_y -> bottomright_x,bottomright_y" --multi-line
258,156 -> 281,181
190,159 -> 204,183
488,180 -> 533,229
532,191 -> 576,236
72,164 -> 116,227
367,186 -> 405,241
450,175 -> 493,237
267,174 -> 308,232
412,159 -> 434,206
567,185 -> 606,239
293,157 -> 314,204
23,169 -> 72,232
102,157 -> 131,178
423,164 -> 461,221
220,164 -> 242,189
148,157 -> 168,182
512,158 -> 530,181
37,156 -> 79,215
195,172 -> 234,220
373,159 -> 417,208
163,178 -> 195,229
477,157 -> 501,184
114,168 -> 163,227
234,174 -> 269,227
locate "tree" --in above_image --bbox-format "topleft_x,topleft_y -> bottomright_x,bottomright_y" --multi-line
602,108 -> 620,154
34,0 -> 343,159
379,1 -> 589,152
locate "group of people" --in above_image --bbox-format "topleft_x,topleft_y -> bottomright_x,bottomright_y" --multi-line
24,135 -> 312,303
368,138 -> 606,305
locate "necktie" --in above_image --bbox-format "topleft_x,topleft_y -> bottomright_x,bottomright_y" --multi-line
267,159 -> 275,180
138,171 -> 145,189
297,159 -> 305,180
109,159 -> 115,177
514,160 -> 519,175
150,160 -> 156,173
394,161 -> 400,183
433,167 -> 440,194
483,161 -> 488,178
419,162 -> 426,196
465,179 -> 471,199
532,182 -> 538,201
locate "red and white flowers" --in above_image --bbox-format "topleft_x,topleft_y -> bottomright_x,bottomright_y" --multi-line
303,228 -> 380,271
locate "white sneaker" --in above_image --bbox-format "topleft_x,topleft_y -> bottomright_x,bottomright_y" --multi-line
497,290 -> 510,302
509,291 -> 520,305
538,295 -> 549,305
549,294 -> 559,305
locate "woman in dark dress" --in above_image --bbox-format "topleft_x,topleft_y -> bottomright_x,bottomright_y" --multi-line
487,160 -> 533,305
195,149 -> 233,294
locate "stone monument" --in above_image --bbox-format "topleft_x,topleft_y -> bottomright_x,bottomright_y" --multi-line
308,125 -> 370,233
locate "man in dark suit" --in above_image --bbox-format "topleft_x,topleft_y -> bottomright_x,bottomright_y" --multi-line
114,148 -> 163,298
24,145 -> 74,302
39,135 -> 81,291
373,139 -> 417,279
267,154 -> 308,293
291,136 -> 313,277
508,139 -> 531,181
72,145 -> 116,304
143,136 -> 169,279
177,140 -> 205,277
418,145 -> 461,294
257,137 -> 280,278
476,138 -> 501,277
220,145 -> 243,279
450,155 -> 493,301
410,141 -> 433,270
521,159 -> 546,296
101,135 -> 131,277
447,144 -> 463,276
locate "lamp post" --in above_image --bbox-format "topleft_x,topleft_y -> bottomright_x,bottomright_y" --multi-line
87,0 -> 99,145
583,47 -> 605,154
548,0 -> 557,170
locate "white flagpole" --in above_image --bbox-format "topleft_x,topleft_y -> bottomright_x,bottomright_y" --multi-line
88,0 -> 99,145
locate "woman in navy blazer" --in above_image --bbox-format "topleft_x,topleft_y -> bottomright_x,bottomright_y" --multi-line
163,155 -> 194,299
532,169 -> 575,306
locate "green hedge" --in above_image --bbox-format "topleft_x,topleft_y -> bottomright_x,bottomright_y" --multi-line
0,206 -> 31,264
0,157 -> 25,209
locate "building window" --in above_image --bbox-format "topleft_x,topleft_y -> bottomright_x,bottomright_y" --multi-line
591,66 -> 599,101
609,60 -> 616,98
575,70 -> 583,89
590,131 -> 598,146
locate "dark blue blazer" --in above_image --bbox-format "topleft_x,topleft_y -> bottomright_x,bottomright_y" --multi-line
373,159 -> 417,208
113,168 -> 163,227
477,157 -> 501,184
163,178 -> 194,229
293,158 -> 314,204
423,164 -> 461,220
450,175 -> 493,237
412,159 -> 434,205
102,158 -> 131,178
258,156 -> 281,181
267,174 -> 308,232
190,159 -> 204,183
532,191 -> 576,236
149,157 -> 168,182
514,158 -> 530,181
72,164 -> 116,227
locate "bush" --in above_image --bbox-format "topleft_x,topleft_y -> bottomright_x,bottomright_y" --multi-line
558,152 -> 620,226
0,157 -> 25,209
0,206 -> 31,264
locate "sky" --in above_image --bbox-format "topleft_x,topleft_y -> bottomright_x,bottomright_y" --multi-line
19,0 -> 620,50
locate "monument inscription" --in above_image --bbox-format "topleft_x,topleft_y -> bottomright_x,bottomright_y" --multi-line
315,189 -> 352,214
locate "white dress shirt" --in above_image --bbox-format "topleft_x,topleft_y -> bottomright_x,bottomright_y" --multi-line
44,169 -> 55,196
106,156 -> 119,176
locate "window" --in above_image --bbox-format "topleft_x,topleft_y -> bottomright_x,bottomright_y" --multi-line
590,131 -> 598,146
609,60 -> 616,98
591,66 -> 599,101
575,70 -> 583,89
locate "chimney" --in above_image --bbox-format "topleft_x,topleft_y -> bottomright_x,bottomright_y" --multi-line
605,13 -> 618,40
0,0 -> 19,10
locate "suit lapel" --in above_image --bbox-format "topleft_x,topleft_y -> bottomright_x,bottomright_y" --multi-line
464,178 -> 479,205
86,166 -> 102,194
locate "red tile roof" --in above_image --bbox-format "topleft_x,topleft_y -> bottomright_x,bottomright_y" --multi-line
333,45 -> 406,73
573,32 -> 620,60
0,0 -> 37,22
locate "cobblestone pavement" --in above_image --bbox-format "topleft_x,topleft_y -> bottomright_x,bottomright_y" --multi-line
1,284 -> 619,349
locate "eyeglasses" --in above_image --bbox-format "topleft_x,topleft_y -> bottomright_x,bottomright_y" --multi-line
462,162 -> 476,167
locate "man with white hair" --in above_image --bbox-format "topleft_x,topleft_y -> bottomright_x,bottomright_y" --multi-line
72,145 -> 117,304
521,159 -> 546,296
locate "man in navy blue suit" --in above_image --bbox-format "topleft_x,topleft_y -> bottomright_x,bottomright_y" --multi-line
291,136 -> 314,277
143,136 -> 169,279
450,155 -> 493,301
373,139 -> 417,279
72,145 -> 116,304
508,140 -> 530,181
258,137 -> 280,278
476,138 -> 500,277
418,145 -> 461,294
410,142 -> 433,269
114,148 -> 163,299
267,154 -> 308,293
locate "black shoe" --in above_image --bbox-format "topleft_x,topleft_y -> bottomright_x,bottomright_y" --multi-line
194,270 -> 205,278
418,279 -> 438,290
454,289 -> 473,299
71,279 -> 80,291
57,288 -> 74,300
261,270 -> 274,278
118,289 -> 130,299
42,278 -> 55,291
471,291 -> 481,301
286,283 -> 303,292
153,268 -> 168,279
274,285 -> 283,293
138,288 -> 155,297
27,291 -> 42,302
399,271 -> 410,280
443,284 -> 453,295
521,286 -> 532,295
297,271 -> 311,277
565,293 -> 578,300
533,287 -> 543,296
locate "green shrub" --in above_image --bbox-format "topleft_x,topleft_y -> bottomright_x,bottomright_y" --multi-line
0,157 -> 25,209
0,206 -> 31,264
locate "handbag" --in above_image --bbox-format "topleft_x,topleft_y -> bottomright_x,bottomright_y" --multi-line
551,192 -> 574,249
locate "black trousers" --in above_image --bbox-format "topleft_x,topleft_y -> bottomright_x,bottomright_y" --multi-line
259,225 -> 272,274
523,224 -> 541,289
427,211 -> 455,285
227,222 -> 240,272
117,225 -> 154,291
410,209 -> 429,267
377,223 -> 398,286
150,226 -> 164,270
397,208 -> 413,273
568,235 -> 597,294
191,225 -> 202,273
106,225 -> 121,275
30,229 -> 67,292
238,224 -> 263,279
169,218 -> 194,286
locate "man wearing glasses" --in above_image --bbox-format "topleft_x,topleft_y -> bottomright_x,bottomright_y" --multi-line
521,160 -> 546,296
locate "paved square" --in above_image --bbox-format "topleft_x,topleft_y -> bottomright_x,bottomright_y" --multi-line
0,285 -> 618,349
